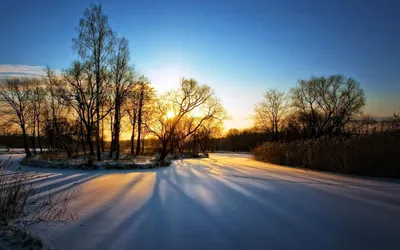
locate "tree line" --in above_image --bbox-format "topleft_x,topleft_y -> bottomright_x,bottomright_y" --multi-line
0,4 -> 226,162
212,75 -> 399,152
1,4 -> 397,161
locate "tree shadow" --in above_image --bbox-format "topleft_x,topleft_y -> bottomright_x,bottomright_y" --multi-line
30,157 -> 400,250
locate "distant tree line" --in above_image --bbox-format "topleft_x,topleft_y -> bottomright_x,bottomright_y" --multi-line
212,75 -> 399,153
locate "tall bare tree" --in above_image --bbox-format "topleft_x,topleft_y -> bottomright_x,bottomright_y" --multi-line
136,81 -> 144,156
110,37 -> 134,160
254,89 -> 288,139
0,78 -> 33,156
138,84 -> 156,155
291,75 -> 366,138
135,77 -> 153,156
32,80 -> 45,154
126,78 -> 155,156
28,79 -> 45,155
44,66 -> 68,151
126,89 -> 139,155
73,3 -> 115,161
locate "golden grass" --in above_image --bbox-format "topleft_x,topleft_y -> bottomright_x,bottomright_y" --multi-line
253,133 -> 400,176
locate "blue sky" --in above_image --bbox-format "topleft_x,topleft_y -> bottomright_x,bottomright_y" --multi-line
1,0 -> 399,129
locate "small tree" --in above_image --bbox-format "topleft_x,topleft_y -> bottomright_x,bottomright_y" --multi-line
254,89 -> 288,139
0,78 -> 33,156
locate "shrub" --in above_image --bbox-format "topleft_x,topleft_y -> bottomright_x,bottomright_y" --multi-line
103,162 -> 138,169
0,158 -> 80,227
253,133 -> 400,176
0,160 -> 35,222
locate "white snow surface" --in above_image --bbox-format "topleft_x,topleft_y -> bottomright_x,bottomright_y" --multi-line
1,153 -> 400,250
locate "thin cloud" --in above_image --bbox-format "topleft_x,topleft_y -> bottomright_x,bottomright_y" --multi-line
0,64 -> 45,78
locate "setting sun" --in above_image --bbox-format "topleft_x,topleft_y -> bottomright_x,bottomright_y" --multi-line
166,110 -> 175,119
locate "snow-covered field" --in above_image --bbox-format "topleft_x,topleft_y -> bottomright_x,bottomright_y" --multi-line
2,153 -> 400,250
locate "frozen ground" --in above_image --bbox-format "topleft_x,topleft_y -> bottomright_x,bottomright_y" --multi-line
1,153 -> 400,250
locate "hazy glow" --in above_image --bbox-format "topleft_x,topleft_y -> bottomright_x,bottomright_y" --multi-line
166,110 -> 175,119
143,65 -> 255,131
145,66 -> 189,94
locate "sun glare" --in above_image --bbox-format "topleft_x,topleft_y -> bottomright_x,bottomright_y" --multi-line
146,66 -> 188,94
167,110 -> 175,119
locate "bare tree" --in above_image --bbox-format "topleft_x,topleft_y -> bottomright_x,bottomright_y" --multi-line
73,3 -> 115,161
61,61 -> 95,156
136,81 -> 145,156
32,80 -> 45,153
197,118 -> 224,154
291,75 -> 366,138
138,85 -> 156,155
146,78 -> 227,161
388,108 -> 400,132
110,37 -> 134,160
126,89 -> 139,155
126,78 -> 155,156
135,77 -> 153,156
28,79 -> 45,155
254,89 -> 288,139
0,78 -> 33,156
44,66 -> 68,151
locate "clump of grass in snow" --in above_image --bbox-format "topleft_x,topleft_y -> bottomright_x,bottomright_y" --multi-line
0,159 -> 35,222
0,158 -> 80,228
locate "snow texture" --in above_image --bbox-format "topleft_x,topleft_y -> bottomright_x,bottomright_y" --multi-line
1,153 -> 400,250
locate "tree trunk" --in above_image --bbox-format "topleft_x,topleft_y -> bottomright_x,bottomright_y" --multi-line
115,132 -> 120,160
159,145 -> 168,161
109,137 -> 114,158
21,124 -> 31,157
87,127 -> 95,156
130,134 -> 134,155
80,120 -> 86,155
61,140 -> 72,158
141,133 -> 145,155
135,125 -> 141,156
114,100 -> 120,160
88,138 -> 95,156
109,112 -> 114,158
130,113 -> 136,155
53,119 -> 59,150
101,105 -> 105,153
136,88 -> 143,156
37,114 -> 42,154
95,70 -> 101,161
32,124 -> 37,155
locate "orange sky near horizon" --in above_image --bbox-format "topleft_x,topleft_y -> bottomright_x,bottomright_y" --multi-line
142,65 -> 399,134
